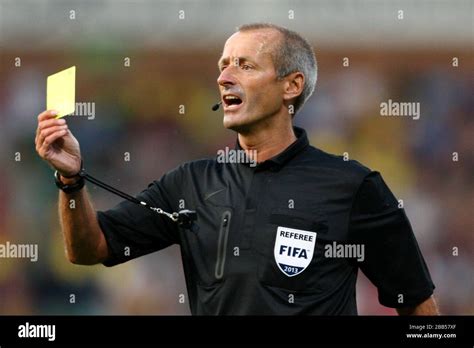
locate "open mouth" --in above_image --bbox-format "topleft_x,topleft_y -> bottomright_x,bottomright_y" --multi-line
223,94 -> 243,109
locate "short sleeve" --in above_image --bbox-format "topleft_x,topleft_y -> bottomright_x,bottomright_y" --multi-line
97,171 -> 180,267
349,171 -> 435,308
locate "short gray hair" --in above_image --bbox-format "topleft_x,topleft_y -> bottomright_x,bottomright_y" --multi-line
237,23 -> 317,115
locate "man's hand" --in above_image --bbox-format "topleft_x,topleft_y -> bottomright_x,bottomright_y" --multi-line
35,110 -> 82,177
397,295 -> 440,315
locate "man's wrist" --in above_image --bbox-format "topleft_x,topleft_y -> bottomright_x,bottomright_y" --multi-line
54,169 -> 85,193
59,174 -> 81,185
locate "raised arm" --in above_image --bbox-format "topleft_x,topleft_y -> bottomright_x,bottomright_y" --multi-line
35,110 -> 109,265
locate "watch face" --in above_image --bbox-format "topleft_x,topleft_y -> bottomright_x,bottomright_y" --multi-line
54,171 -> 63,186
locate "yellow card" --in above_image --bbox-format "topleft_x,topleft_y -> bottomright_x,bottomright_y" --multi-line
47,66 -> 76,118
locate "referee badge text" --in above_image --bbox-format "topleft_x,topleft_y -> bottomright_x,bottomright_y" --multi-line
274,226 -> 316,277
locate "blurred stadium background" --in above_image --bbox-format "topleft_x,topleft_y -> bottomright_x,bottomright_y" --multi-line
0,0 -> 472,315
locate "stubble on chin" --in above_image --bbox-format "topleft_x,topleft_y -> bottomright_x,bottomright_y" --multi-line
224,115 -> 244,133
224,113 -> 267,136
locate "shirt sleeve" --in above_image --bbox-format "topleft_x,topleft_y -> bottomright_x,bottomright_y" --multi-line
97,170 -> 180,267
349,171 -> 435,308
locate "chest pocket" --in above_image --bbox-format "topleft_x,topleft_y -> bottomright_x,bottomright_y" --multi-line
182,203 -> 233,287
256,208 -> 328,292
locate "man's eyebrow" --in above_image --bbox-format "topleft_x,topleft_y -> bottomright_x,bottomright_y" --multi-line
218,56 -> 256,68
236,57 -> 253,64
217,57 -> 229,68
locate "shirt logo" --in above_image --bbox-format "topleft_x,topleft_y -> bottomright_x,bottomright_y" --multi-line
274,226 -> 316,277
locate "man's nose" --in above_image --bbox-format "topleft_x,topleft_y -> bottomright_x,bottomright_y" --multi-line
217,68 -> 236,87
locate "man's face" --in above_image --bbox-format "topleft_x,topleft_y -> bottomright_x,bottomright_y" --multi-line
217,30 -> 285,133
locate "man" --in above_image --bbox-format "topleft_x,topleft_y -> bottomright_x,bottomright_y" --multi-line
35,23 -> 438,315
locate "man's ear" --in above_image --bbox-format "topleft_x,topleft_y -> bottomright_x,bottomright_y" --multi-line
282,72 -> 305,102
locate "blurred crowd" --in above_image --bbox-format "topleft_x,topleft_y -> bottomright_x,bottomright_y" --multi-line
0,48 -> 472,315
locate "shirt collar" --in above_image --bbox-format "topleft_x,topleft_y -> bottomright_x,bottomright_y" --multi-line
234,126 -> 309,170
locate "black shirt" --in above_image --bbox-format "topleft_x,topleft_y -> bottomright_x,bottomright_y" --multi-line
97,127 -> 435,315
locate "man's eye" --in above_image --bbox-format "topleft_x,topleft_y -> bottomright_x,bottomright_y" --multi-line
220,66 -> 228,72
241,64 -> 252,71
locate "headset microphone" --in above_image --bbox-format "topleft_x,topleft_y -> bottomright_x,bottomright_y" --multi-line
212,101 -> 222,111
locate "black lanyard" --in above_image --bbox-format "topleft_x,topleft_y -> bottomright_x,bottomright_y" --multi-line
77,165 -> 197,230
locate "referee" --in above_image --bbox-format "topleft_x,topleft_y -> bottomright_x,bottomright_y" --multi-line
35,23 -> 438,315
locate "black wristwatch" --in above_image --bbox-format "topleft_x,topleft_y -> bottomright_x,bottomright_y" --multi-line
54,170 -> 85,193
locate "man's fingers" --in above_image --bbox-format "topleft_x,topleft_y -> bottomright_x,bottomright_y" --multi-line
36,116 -> 66,148
37,110 -> 59,122
38,125 -> 68,145
38,118 -> 66,132
40,129 -> 68,153
37,123 -> 65,149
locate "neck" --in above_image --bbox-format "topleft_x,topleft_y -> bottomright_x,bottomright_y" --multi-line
237,121 -> 297,163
